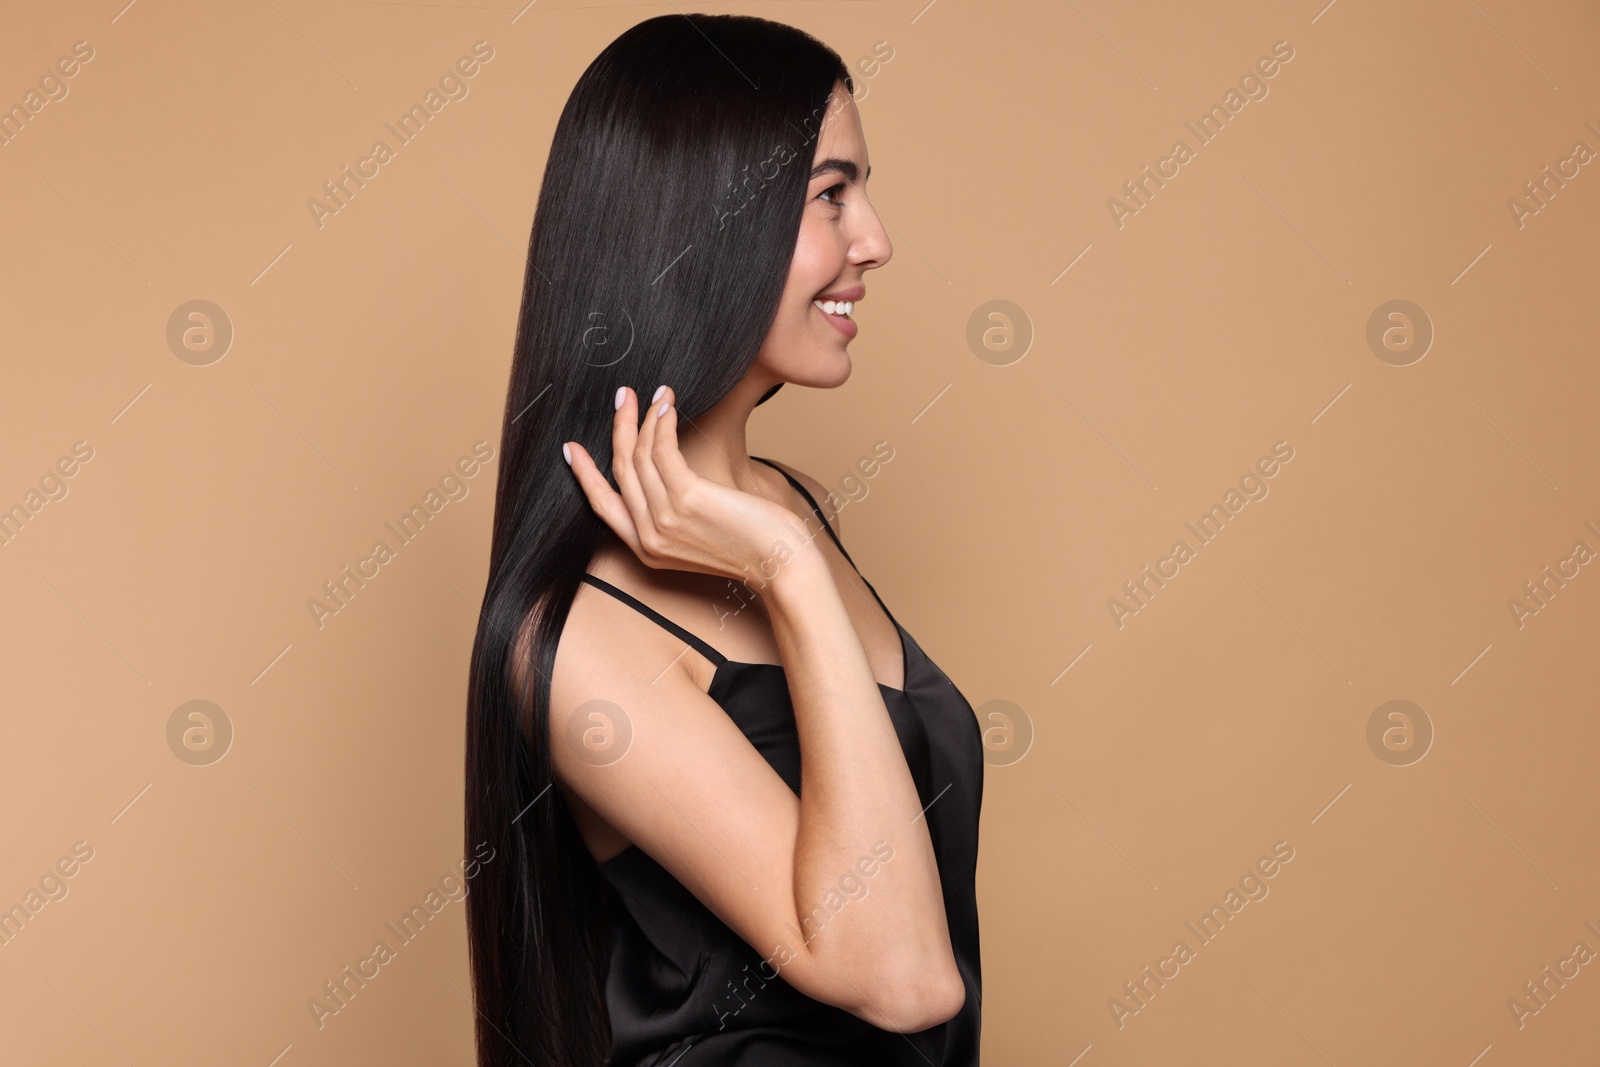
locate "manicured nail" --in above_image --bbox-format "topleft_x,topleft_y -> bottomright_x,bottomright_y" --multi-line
614,386 -> 626,410
656,401 -> 669,419
651,385 -> 666,403
562,442 -> 572,465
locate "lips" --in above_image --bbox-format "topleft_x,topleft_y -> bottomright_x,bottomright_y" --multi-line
814,298 -> 859,340
812,285 -> 862,340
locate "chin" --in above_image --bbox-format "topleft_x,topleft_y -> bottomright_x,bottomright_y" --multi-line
796,348 -> 854,389
823,351 -> 854,387
758,342 -> 854,390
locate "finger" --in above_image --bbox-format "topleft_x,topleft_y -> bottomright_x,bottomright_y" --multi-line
566,441 -> 641,552
649,387 -> 695,497
634,386 -> 674,517
609,386 -> 658,547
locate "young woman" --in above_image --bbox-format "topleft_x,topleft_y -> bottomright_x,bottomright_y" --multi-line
464,14 -> 982,1066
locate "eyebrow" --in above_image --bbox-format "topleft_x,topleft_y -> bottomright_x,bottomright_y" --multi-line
810,159 -> 871,183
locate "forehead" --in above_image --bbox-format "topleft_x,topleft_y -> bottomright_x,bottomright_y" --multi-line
813,84 -> 867,164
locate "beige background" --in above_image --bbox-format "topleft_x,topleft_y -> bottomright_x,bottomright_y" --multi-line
3,0 -> 1597,1063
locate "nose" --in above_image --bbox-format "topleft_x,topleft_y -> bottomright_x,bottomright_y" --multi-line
852,199 -> 893,271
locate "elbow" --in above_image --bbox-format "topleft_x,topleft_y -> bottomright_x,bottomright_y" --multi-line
868,963 -> 966,1033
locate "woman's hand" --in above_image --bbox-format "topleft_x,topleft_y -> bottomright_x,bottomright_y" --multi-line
563,386 -> 812,583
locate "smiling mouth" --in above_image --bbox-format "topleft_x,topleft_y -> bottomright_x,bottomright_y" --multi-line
813,297 -> 859,339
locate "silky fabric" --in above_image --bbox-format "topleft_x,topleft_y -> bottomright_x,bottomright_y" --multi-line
578,456 -> 983,1066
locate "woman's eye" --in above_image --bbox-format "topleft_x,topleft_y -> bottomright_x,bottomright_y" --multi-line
818,182 -> 846,206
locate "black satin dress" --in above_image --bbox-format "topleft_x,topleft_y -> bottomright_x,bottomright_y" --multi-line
578,456 -> 983,1066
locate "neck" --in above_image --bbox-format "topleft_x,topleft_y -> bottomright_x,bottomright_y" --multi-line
674,374 -> 779,495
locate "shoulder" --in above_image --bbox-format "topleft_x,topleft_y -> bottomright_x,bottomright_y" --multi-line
756,457 -> 839,539
508,555 -> 697,721
540,566 -> 729,777
548,554 -> 705,698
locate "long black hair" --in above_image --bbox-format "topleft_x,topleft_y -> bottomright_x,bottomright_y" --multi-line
464,15 -> 852,1066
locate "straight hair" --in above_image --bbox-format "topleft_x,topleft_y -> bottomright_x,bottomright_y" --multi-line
463,14 -> 852,1066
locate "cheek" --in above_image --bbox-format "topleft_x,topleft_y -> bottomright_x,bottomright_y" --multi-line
789,214 -> 844,295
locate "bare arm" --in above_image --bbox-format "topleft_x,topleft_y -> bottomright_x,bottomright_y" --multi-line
768,528 -> 962,1025
551,386 -> 962,1031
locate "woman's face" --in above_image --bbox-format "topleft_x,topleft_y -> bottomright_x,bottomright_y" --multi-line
754,81 -> 892,388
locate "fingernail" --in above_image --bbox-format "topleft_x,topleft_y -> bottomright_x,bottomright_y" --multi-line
562,442 -> 572,465
614,387 -> 626,410
656,401 -> 669,419
651,385 -> 666,403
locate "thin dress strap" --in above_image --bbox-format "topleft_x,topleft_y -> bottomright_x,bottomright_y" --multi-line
751,456 -> 856,565
578,573 -> 728,667
750,456 -> 900,625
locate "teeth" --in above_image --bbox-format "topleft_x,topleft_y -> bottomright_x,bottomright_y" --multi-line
813,299 -> 854,316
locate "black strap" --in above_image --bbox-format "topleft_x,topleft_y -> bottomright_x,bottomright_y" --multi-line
750,456 -> 855,568
751,456 -> 900,627
578,573 -> 728,667
581,460 -> 895,667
